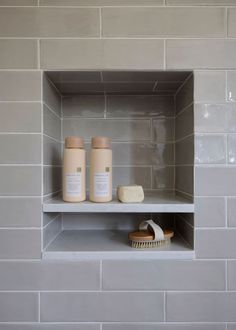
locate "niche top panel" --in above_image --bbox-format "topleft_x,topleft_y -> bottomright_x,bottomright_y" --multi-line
45,70 -> 192,96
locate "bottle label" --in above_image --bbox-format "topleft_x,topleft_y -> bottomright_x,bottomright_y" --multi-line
94,172 -> 110,197
66,172 -> 81,197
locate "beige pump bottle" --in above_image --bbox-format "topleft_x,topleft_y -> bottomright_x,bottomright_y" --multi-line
63,136 -> 86,202
90,136 -> 112,203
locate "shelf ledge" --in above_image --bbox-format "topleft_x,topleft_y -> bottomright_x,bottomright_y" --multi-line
43,192 -> 194,214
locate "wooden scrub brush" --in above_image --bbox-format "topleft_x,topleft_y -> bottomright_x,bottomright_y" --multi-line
128,219 -> 174,249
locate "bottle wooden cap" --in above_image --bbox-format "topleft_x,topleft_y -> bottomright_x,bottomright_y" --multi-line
91,136 -> 111,149
65,136 -> 84,149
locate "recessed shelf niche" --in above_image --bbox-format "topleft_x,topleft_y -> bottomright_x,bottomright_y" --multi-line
42,70 -> 194,260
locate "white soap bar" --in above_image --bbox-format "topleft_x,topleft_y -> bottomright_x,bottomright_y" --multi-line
117,185 -> 144,203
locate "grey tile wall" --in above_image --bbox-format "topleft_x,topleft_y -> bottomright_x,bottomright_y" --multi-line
41,292 -> 164,322
0,40 -> 38,69
0,1 -> 235,328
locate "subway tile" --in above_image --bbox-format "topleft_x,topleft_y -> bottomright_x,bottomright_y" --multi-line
0,166 -> 41,196
0,0 -> 37,4
107,95 -> 175,118
152,118 -> 174,143
103,71 -> 189,83
0,260 -> 100,290
113,167 -> 151,189
0,40 -> 37,69
0,197 -> 41,228
195,197 -> 226,227
228,260 -> 236,290
175,75 -> 193,114
0,8 -> 99,37
175,105 -> 194,141
194,71 -> 226,103
102,7 -> 225,37
167,292 -> 236,322
62,95 -> 105,118
227,71 -> 236,102
43,105 -> 61,141
43,215 -> 62,248
228,134 -> 236,164
103,39 -> 165,70
0,325 -> 100,330
227,197 -> 236,227
43,135 -> 61,166
176,135 -> 194,165
0,292 -> 38,322
176,165 -> 193,195
0,229 -> 41,259
40,0 -> 165,5
195,228 -> 236,258
63,119 -> 151,142
226,325 -> 236,330
167,0 -> 236,3
0,102 -> 41,133
63,213 -> 148,231
0,134 -> 41,164
112,143 -> 174,166
40,39 -> 164,70
0,71 -> 41,101
195,134 -> 226,164
152,166 -> 174,190
195,166 -> 236,196
43,166 -> 61,195
43,75 -> 61,117
102,260 -> 225,291
195,103 -> 236,133
228,8 -> 236,37
167,39 -> 236,69
103,325 -> 225,330
43,212 -> 59,227
41,292 -> 164,322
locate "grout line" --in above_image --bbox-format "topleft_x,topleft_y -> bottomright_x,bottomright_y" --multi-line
226,260 -> 228,291
100,260 -> 103,291
99,7 -> 102,38
38,292 -> 40,322
43,101 -> 61,120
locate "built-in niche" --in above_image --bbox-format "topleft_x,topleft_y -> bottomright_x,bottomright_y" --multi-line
42,70 -> 194,260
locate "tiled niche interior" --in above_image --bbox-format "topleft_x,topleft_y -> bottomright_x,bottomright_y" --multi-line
42,70 -> 194,258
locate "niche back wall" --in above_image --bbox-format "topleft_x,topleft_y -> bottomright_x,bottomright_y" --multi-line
0,1 -> 236,329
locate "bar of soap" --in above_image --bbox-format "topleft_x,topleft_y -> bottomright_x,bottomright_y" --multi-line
117,185 -> 144,203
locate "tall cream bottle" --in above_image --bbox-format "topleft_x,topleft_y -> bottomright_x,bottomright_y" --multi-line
90,136 -> 112,202
63,136 -> 86,202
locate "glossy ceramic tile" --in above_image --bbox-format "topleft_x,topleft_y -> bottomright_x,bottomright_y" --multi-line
195,134 -> 226,164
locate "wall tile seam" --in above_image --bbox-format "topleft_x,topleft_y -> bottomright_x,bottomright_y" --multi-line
43,102 -> 61,121
2,37 -> 236,41
175,102 -> 193,118
43,133 -> 62,144
42,214 -> 61,230
175,133 -> 194,143
43,224 -> 62,251
63,115 -> 176,120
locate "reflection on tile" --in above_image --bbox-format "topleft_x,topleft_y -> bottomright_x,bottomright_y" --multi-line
113,167 -> 151,189
195,103 -> 236,133
63,119 -> 151,141
107,95 -> 175,118
227,71 -> 236,102
112,143 -> 174,166
195,134 -> 226,164
152,166 -> 174,190
152,118 -> 175,142
228,134 -> 236,164
62,95 -> 105,118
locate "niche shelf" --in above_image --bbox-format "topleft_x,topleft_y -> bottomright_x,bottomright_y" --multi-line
43,191 -> 194,213
42,70 -> 195,260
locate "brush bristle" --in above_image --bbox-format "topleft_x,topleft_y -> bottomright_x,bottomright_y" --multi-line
131,238 -> 171,249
